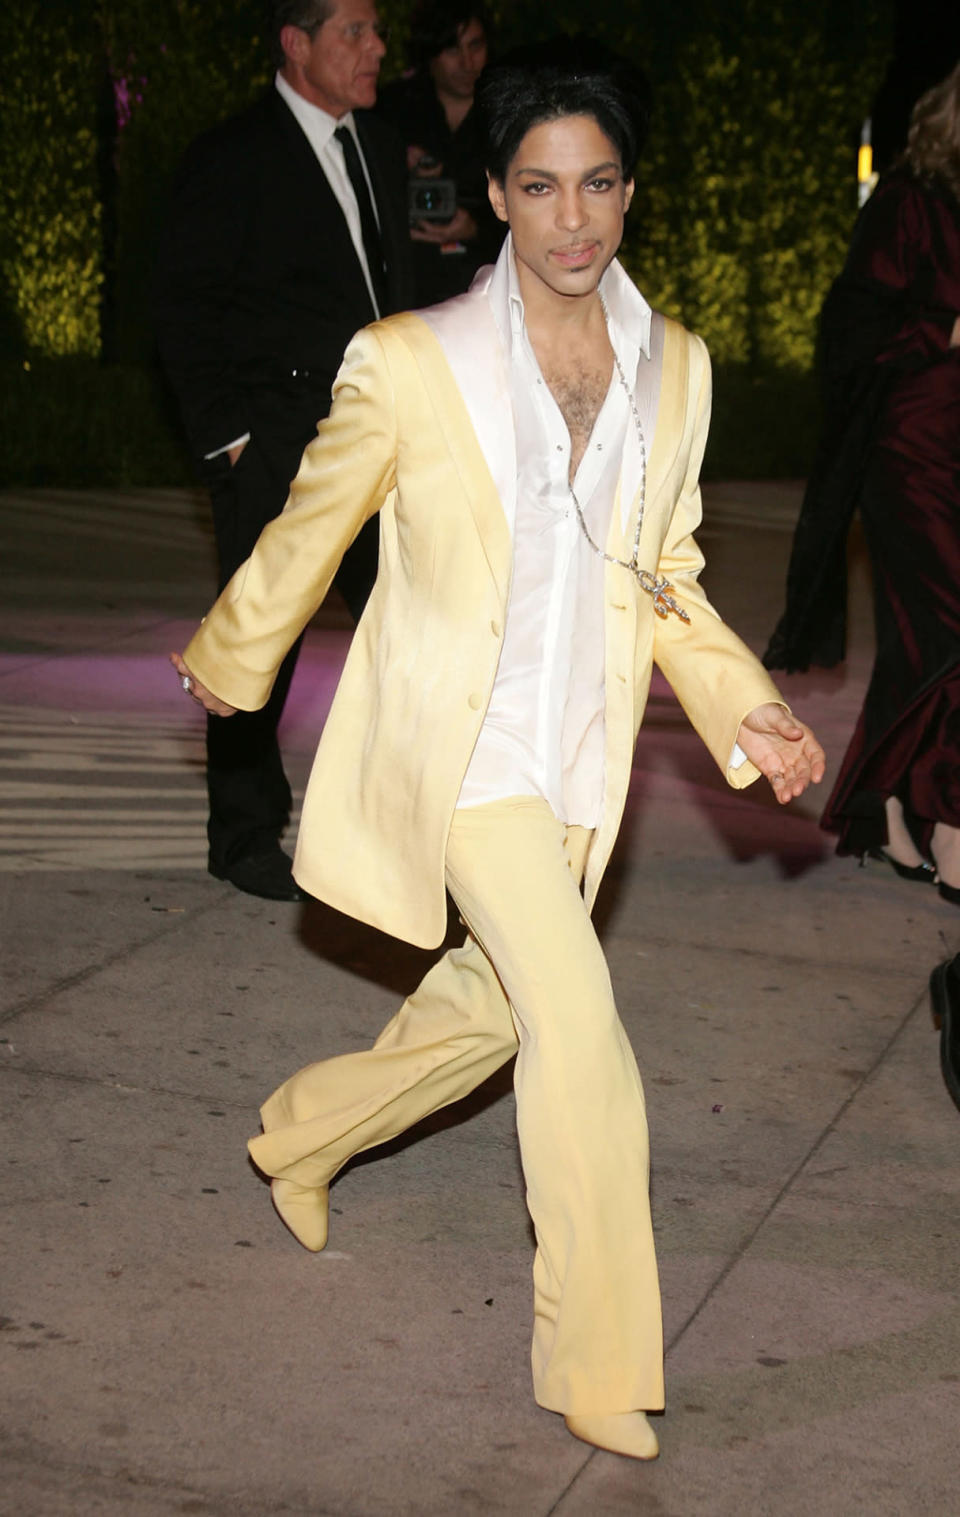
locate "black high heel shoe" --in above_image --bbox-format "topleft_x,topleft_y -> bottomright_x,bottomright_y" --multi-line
937,880 -> 960,906
929,958 -> 960,1112
862,847 -> 937,884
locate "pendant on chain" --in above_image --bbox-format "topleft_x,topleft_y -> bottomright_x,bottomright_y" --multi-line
571,299 -> 691,625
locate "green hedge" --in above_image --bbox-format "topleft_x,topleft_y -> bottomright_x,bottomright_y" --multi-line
703,365 -> 820,479
0,359 -> 191,487
0,0 -> 885,481
0,0 -> 104,358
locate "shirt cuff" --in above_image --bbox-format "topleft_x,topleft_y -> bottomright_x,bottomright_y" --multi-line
729,741 -> 748,770
204,432 -> 250,460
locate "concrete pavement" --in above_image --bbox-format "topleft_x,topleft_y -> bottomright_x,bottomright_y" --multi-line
1,483 -> 958,1516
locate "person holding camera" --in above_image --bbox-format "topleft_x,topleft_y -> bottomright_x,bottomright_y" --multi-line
377,0 -> 505,303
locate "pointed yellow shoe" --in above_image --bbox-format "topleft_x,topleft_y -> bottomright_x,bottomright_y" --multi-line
565,1411 -> 660,1460
270,1178 -> 330,1251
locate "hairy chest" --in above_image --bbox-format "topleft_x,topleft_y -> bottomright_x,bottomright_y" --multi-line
539,362 -> 612,479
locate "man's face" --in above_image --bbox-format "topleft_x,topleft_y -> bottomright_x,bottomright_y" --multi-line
428,18 -> 487,101
488,114 -> 634,308
285,0 -> 386,117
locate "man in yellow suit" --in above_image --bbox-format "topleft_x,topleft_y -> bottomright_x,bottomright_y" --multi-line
173,42 -> 824,1462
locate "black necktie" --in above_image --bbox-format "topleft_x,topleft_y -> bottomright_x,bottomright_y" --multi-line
334,125 -> 388,314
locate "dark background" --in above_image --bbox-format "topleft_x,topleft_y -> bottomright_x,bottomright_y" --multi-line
1,0 -> 957,484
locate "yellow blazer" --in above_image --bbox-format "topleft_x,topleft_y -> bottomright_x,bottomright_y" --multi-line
184,303 -> 783,948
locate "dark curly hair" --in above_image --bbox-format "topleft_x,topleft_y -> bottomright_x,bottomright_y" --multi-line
406,0 -> 491,71
475,35 -> 652,185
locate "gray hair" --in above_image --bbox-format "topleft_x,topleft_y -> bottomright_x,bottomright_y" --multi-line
270,0 -> 337,68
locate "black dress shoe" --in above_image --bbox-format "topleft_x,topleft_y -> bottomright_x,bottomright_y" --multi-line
929,957 -> 960,1113
210,844 -> 305,902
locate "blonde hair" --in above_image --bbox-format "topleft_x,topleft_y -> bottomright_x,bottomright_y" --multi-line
904,60 -> 960,200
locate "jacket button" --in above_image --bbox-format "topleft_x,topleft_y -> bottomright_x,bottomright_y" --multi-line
468,692 -> 483,710
490,619 -> 501,637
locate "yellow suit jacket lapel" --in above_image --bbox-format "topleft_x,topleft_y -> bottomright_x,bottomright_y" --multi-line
608,314 -> 688,569
391,311 -> 514,598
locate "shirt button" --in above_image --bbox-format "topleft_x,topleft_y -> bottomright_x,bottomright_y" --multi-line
468,692 -> 483,710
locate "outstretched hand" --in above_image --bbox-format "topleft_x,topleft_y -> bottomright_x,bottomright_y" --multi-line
169,652 -> 237,718
737,702 -> 825,804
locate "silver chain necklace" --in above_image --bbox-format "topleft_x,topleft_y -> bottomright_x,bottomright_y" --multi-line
568,301 -> 690,623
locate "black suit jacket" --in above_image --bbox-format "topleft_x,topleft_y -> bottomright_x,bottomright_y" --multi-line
154,89 -> 414,467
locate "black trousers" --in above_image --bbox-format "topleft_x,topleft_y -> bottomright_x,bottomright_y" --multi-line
204,432 -> 378,870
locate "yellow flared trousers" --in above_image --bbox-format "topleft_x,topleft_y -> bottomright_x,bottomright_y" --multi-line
248,796 -> 663,1415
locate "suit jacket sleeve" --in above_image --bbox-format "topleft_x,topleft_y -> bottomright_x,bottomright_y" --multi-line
651,333 -> 786,787
182,326 -> 397,706
153,131 -> 255,457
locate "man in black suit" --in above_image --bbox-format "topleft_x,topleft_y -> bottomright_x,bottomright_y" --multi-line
155,0 -> 413,901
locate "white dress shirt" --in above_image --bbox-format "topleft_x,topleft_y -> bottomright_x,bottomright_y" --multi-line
457,246 -> 652,827
274,71 -> 382,317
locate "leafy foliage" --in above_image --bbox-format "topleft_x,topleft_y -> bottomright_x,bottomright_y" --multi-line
97,0 -> 273,359
1,0 -> 890,479
0,357 -> 192,486
621,2 -> 890,367
485,0 -> 890,368
0,0 -> 105,357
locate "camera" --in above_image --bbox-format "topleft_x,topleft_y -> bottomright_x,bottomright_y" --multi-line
408,176 -> 457,223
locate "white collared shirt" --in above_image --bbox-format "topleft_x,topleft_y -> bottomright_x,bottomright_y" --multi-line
274,71 -> 382,319
457,243 -> 652,826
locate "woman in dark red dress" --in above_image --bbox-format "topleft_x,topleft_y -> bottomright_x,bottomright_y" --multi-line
766,61 -> 960,901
